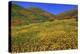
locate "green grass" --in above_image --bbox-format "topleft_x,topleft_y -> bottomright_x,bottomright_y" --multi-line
11,19 -> 78,52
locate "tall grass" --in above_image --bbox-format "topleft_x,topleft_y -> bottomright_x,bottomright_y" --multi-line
11,19 -> 78,52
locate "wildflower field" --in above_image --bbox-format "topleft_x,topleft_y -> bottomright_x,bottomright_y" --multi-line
11,19 -> 78,52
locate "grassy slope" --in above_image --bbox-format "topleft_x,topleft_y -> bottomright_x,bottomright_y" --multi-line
11,19 -> 78,52
57,9 -> 78,20
11,4 -> 56,26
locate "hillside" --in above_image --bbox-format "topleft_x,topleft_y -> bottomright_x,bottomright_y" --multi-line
11,4 -> 56,26
11,19 -> 78,52
57,9 -> 78,20
11,3 -> 78,26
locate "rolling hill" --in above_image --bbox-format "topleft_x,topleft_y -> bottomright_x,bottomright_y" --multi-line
11,4 -> 56,26
57,9 -> 78,20
11,3 -> 78,26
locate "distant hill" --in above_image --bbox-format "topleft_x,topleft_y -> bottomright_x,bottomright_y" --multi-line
57,9 -> 78,20
11,3 -> 78,26
11,4 -> 56,26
